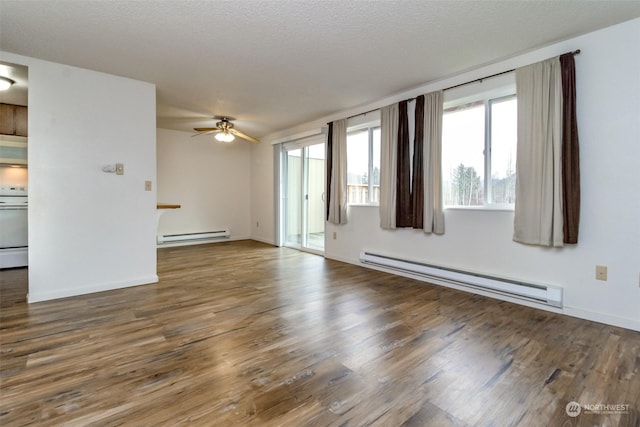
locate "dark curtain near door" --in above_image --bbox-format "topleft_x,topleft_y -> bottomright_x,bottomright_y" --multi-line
325,122 -> 333,221
396,100 -> 412,227
411,95 -> 425,229
559,53 -> 580,244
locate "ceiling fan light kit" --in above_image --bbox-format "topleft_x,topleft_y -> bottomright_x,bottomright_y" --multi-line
215,131 -> 235,143
193,116 -> 259,144
0,76 -> 15,91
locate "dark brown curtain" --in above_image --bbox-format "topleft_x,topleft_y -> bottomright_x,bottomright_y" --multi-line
396,100 -> 412,227
411,95 -> 425,229
559,53 -> 580,244
325,122 -> 333,221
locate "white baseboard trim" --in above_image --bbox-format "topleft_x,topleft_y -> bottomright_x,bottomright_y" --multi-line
325,254 -> 640,332
249,236 -> 277,246
562,307 -> 639,332
27,275 -> 159,303
156,235 -> 251,248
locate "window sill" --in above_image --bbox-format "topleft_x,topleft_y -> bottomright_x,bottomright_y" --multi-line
445,206 -> 514,212
348,203 -> 379,208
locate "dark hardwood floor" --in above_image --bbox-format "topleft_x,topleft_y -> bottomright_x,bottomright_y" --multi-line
0,267 -> 28,308
1,240 -> 638,426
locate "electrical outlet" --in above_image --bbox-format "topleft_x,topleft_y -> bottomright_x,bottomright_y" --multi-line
333,231 -> 337,240
144,180 -> 152,191
256,221 -> 259,228
115,163 -> 124,175
595,265 -> 607,281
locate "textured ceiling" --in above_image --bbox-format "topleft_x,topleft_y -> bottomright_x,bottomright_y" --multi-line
1,1 -> 639,139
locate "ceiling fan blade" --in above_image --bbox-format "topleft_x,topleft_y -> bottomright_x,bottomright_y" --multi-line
229,128 -> 260,144
192,127 -> 221,137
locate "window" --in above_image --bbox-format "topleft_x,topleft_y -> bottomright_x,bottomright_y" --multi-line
442,94 -> 517,208
347,126 -> 380,205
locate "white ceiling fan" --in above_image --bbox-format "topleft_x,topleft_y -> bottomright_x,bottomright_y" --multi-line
193,116 -> 259,144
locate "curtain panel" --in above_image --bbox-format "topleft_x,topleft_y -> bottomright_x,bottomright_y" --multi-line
559,53 -> 581,244
380,104 -> 399,229
411,95 -> 425,229
325,122 -> 333,221
423,90 -> 445,235
327,119 -> 348,225
396,100 -> 413,227
514,57 -> 564,247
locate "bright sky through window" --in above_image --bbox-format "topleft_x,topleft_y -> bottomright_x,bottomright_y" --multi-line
442,95 -> 517,207
347,127 -> 381,205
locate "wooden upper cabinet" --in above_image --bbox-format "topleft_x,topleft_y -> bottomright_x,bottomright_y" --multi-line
0,104 -> 15,135
14,106 -> 28,137
0,104 -> 28,137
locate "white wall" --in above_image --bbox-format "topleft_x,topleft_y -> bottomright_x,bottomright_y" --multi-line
156,128 -> 251,240
0,51 -> 158,302
250,138 -> 276,244
253,18 -> 640,331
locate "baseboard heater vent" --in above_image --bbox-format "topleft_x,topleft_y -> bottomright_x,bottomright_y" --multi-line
359,251 -> 562,308
157,230 -> 230,244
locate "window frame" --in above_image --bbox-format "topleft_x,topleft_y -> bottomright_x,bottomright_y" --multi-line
443,86 -> 517,211
346,123 -> 381,206
486,94 -> 517,210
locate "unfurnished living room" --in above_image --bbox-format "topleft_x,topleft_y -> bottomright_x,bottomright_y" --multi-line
0,1 -> 639,426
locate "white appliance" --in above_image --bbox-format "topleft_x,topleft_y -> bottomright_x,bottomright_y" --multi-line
0,185 -> 28,268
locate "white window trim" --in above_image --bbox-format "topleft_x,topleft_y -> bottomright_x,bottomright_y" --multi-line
443,73 -> 517,211
347,125 -> 381,206
346,109 -> 382,206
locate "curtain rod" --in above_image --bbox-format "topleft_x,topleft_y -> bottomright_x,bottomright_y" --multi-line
341,49 -> 581,122
444,49 -> 581,91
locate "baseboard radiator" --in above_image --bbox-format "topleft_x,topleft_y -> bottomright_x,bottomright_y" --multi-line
359,251 -> 562,308
157,229 -> 230,244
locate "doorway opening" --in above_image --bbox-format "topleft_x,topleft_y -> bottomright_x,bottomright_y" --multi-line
282,141 -> 325,254
0,61 -> 29,305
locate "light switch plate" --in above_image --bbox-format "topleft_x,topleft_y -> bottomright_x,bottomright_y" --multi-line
116,163 -> 124,175
145,180 -> 152,191
596,265 -> 607,281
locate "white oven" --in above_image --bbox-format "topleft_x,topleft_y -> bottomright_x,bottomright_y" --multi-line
0,186 -> 28,268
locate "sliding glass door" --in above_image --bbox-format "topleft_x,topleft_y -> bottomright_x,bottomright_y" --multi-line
284,148 -> 303,247
304,143 -> 325,251
283,141 -> 325,253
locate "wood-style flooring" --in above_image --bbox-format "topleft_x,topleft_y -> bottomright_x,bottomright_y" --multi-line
1,240 -> 639,426
0,267 -> 27,309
